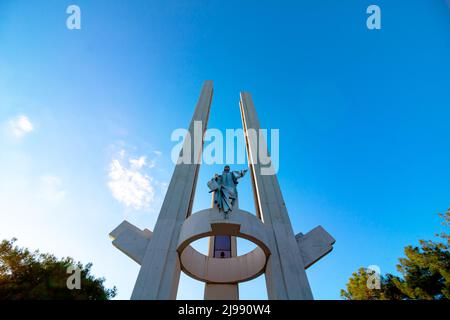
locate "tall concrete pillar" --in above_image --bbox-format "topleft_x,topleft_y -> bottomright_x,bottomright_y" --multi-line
130,81 -> 213,299
204,192 -> 239,300
239,92 -> 314,300
204,236 -> 239,300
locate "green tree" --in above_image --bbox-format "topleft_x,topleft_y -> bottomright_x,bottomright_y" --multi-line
341,209 -> 450,300
340,268 -> 404,300
0,238 -> 117,300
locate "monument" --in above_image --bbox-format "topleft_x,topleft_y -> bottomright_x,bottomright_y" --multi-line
109,81 -> 335,300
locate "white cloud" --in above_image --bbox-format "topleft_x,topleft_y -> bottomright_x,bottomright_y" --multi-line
8,115 -> 34,137
39,175 -> 66,202
129,156 -> 146,169
108,158 -> 155,210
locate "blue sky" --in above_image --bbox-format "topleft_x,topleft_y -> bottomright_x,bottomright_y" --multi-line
0,0 -> 449,300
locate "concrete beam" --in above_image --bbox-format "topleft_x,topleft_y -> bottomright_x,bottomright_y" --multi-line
130,80 -> 213,300
296,226 -> 335,269
109,220 -> 152,265
240,92 -> 314,300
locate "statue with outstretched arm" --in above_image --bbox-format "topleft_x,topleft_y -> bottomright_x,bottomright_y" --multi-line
207,165 -> 248,218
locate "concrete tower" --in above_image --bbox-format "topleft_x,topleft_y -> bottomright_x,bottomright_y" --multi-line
109,81 -> 335,300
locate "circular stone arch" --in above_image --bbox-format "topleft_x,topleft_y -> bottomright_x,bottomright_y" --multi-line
177,208 -> 271,284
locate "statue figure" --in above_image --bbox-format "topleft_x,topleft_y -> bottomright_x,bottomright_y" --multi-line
207,165 -> 248,219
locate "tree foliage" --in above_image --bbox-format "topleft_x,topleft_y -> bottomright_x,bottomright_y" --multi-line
0,238 -> 117,300
340,268 -> 404,300
341,209 -> 450,300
